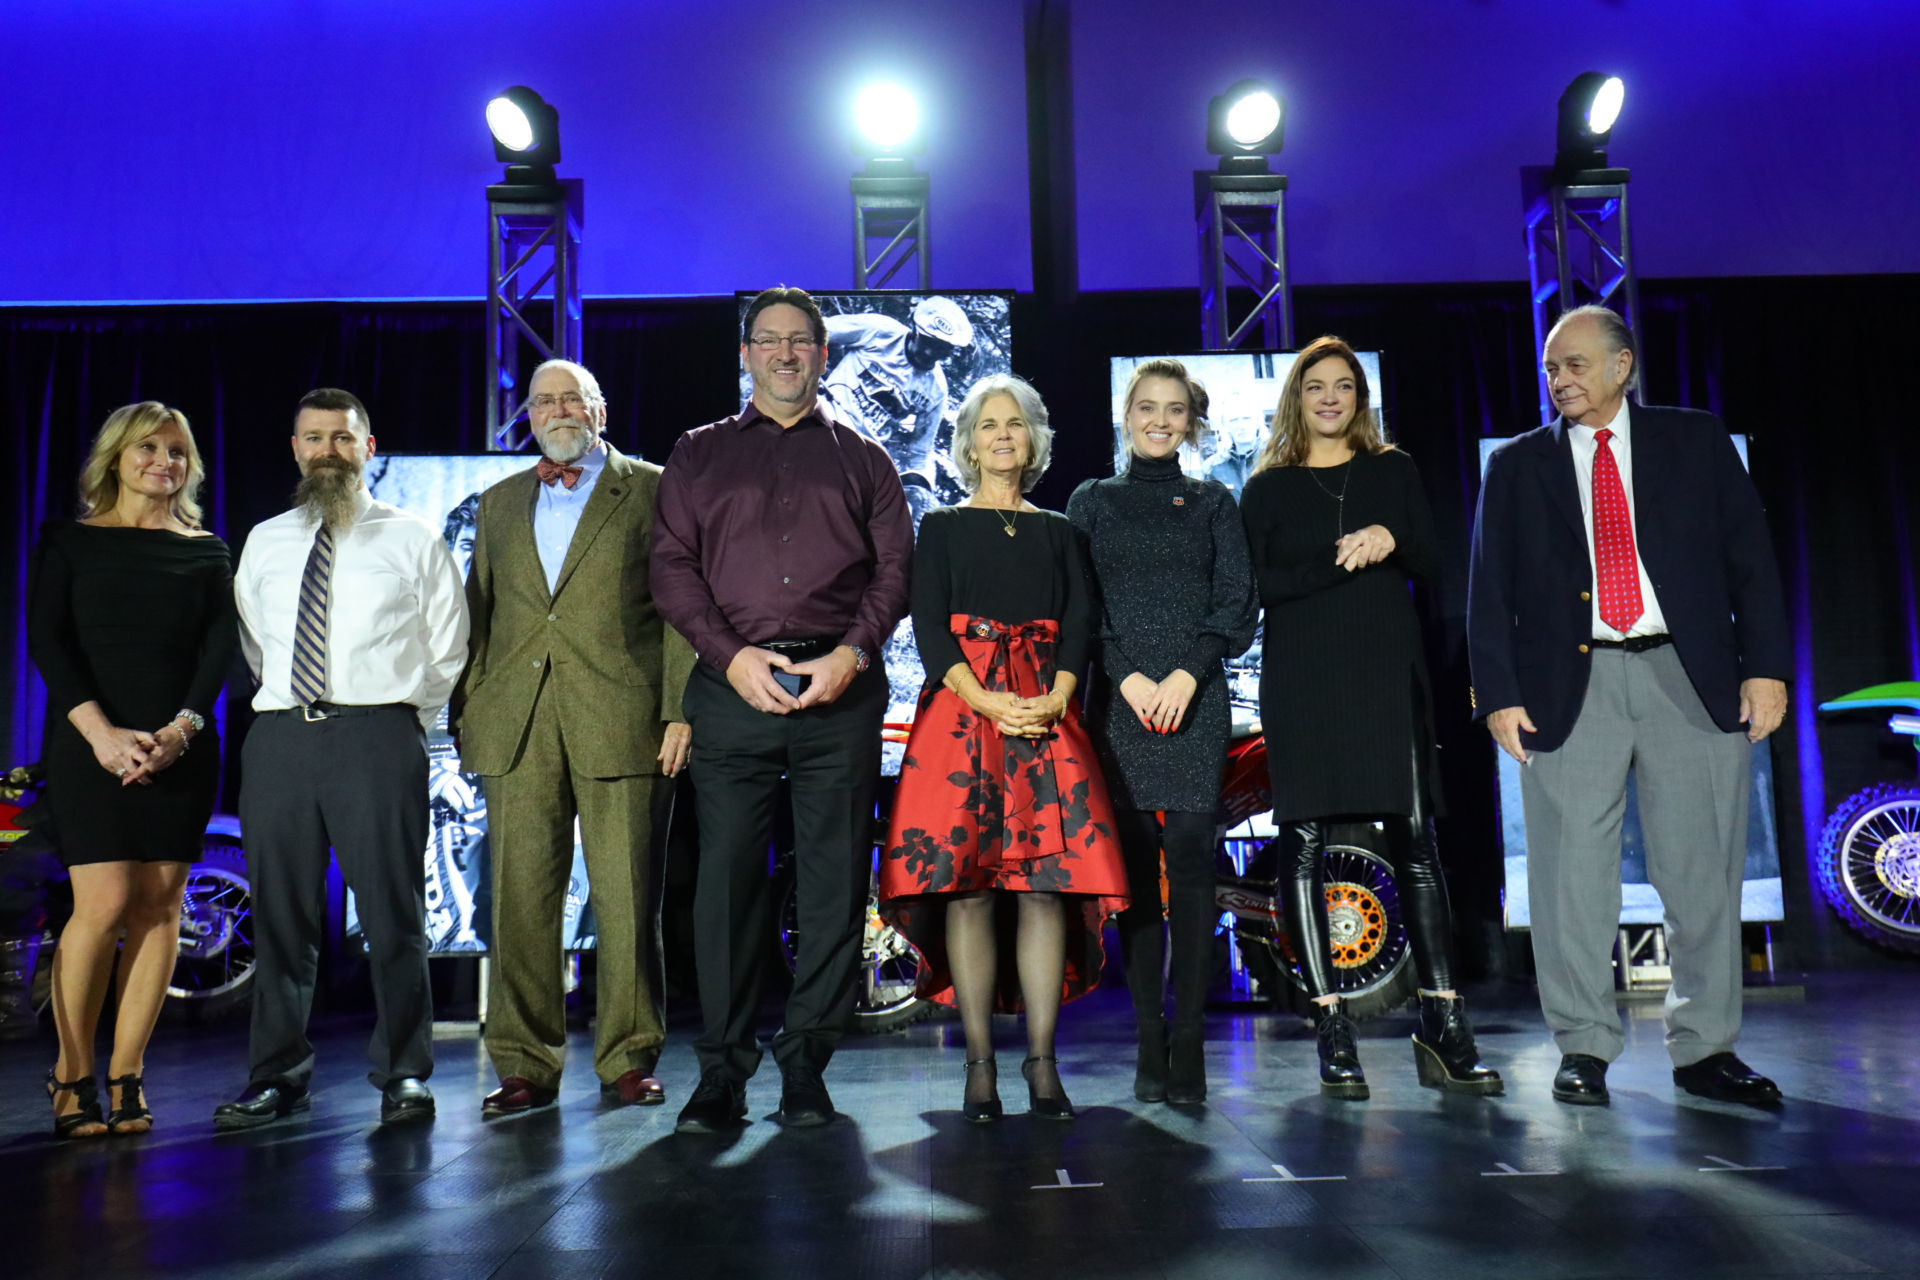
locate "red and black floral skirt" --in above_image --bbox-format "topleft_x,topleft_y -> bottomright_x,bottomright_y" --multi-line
879,614 -> 1129,1011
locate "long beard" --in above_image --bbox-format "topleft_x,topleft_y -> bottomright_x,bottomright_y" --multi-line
294,461 -> 360,532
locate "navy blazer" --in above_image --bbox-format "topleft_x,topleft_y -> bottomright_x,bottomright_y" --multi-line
1467,405 -> 1790,753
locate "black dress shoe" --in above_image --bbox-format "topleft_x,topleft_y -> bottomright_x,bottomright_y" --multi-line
1552,1053 -> 1610,1106
380,1077 -> 435,1125
674,1068 -> 747,1134
1673,1052 -> 1782,1108
213,1080 -> 311,1131
777,1064 -> 835,1127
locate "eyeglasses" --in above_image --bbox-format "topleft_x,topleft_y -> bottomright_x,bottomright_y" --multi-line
529,392 -> 592,411
747,335 -> 820,352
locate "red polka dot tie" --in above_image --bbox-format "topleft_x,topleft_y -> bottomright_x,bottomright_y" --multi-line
1591,427 -> 1643,633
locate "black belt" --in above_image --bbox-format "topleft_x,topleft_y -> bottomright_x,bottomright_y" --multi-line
758,637 -> 839,662
1589,634 -> 1673,653
267,702 -> 412,723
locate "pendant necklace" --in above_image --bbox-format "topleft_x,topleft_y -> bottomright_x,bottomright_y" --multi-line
1306,460 -> 1353,536
994,507 -> 1019,538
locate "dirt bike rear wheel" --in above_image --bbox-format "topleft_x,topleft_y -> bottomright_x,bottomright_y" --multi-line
1816,783 -> 1920,953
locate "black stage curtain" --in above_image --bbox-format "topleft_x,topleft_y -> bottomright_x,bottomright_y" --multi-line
5,275 -> 1915,972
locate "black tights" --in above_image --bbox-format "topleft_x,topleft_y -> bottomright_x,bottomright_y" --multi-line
1114,808 -> 1217,1033
1279,749 -> 1457,999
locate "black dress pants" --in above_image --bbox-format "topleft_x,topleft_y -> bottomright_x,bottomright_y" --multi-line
683,663 -> 884,1082
1113,808 -> 1216,1032
240,706 -> 433,1089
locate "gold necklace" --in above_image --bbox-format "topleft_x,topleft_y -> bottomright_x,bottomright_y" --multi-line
971,497 -> 1020,537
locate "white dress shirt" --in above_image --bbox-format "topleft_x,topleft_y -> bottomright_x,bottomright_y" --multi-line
1568,400 -> 1668,640
237,486 -> 471,728
533,439 -> 607,594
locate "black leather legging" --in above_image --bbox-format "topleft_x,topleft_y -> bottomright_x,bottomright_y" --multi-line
1113,807 -> 1217,1032
1279,744 -> 1456,998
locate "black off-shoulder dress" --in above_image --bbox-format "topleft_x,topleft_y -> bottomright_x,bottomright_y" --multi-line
27,521 -> 237,866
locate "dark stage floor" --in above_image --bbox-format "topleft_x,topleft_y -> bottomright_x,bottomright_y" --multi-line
6,976 -> 1920,1279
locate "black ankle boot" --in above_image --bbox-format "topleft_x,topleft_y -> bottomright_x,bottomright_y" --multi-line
1134,1018 -> 1168,1103
1166,1024 -> 1206,1105
1411,994 -> 1503,1096
1311,1001 -> 1368,1099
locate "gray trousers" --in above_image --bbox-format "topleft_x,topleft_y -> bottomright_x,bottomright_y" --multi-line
240,707 -> 434,1089
1519,644 -> 1750,1067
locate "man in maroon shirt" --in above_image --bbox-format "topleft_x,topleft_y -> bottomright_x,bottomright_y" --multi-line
652,286 -> 913,1131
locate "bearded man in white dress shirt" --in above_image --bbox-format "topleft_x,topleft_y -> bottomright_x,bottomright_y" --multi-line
215,388 -> 469,1130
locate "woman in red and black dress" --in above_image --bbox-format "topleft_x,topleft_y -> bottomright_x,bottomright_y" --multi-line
880,374 -> 1127,1124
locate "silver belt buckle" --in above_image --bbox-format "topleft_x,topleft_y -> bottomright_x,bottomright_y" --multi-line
301,704 -> 329,723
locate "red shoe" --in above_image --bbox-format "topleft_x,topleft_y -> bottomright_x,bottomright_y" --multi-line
600,1069 -> 666,1107
482,1076 -> 558,1117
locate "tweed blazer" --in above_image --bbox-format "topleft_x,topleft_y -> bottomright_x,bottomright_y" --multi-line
451,446 -> 694,778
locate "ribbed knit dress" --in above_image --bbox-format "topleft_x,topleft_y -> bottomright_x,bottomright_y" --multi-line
1240,447 -> 1444,822
1067,452 -> 1257,813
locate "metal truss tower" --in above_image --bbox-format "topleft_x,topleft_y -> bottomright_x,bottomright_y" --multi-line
1197,171 -> 1292,351
851,166 -> 930,290
485,178 -> 583,451
1522,164 -> 1641,425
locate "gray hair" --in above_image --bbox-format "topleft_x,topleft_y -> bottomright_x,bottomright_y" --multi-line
1549,304 -> 1639,392
522,358 -> 606,413
951,374 -> 1054,494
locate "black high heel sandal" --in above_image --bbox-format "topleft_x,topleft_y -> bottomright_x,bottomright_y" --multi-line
962,1059 -> 1002,1123
47,1069 -> 107,1140
107,1073 -> 154,1134
1022,1055 -> 1075,1122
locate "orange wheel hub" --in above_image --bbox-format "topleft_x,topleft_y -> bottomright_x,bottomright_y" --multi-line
1325,881 -> 1388,968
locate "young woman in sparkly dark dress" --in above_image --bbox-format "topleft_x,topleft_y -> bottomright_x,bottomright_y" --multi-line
1239,337 -> 1499,1100
1068,360 -> 1255,1104
879,374 -> 1127,1123
27,403 -> 236,1136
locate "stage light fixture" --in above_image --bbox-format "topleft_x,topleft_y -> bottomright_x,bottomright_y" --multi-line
853,83 -> 924,166
1554,72 -> 1624,176
487,85 -> 561,187
1207,79 -> 1285,172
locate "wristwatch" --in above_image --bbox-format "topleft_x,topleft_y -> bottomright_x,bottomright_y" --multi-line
847,645 -> 871,674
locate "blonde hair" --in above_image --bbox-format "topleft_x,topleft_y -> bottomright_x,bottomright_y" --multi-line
1120,357 -> 1213,457
79,402 -> 206,527
1252,336 -> 1391,474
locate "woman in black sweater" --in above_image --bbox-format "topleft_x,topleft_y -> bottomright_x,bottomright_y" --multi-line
1239,337 -> 1498,1100
1069,359 -> 1255,1104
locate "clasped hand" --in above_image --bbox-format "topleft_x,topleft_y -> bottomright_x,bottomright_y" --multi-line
91,724 -> 186,786
1120,669 -> 1199,735
1335,523 -> 1395,572
971,688 -> 1065,738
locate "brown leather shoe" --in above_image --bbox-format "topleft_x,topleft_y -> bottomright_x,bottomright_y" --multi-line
482,1076 -> 558,1117
600,1069 -> 667,1107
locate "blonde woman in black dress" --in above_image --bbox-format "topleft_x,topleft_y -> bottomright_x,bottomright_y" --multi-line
1240,338 -> 1498,1099
27,403 -> 236,1136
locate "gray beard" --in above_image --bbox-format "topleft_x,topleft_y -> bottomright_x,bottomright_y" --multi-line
294,464 -> 359,532
538,425 -> 595,464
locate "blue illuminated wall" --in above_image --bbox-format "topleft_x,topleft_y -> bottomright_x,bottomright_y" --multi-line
15,0 -> 1920,305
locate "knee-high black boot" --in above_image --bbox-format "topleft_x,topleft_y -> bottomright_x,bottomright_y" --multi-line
1113,808 -> 1169,1102
1161,810 -> 1217,1104
1281,818 -> 1367,1097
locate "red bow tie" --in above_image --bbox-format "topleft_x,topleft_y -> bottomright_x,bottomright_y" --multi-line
536,457 -> 584,490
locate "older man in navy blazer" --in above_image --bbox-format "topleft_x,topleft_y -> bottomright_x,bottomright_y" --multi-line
1468,305 -> 1790,1109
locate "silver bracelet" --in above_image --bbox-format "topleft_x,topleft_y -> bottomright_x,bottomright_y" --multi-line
173,708 -> 206,735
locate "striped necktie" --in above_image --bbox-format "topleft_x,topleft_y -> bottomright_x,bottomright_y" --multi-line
290,525 -> 335,706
